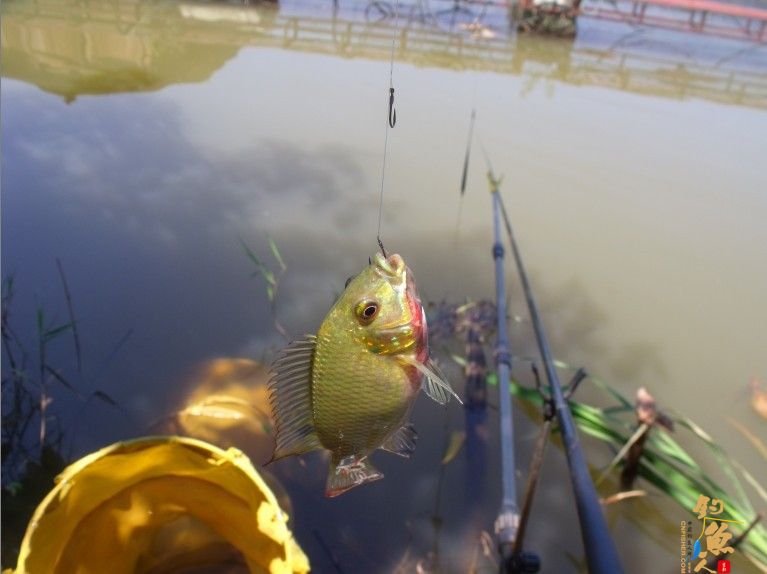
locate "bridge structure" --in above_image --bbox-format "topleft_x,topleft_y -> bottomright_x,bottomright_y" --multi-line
2,0 -> 766,108
508,0 -> 767,42
579,0 -> 767,43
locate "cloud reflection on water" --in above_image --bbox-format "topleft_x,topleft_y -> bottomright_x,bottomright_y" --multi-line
2,85 -> 381,437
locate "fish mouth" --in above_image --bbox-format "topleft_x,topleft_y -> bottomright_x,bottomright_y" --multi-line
373,253 -> 405,278
372,252 -> 421,305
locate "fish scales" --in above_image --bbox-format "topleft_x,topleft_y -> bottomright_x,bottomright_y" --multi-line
313,336 -> 413,457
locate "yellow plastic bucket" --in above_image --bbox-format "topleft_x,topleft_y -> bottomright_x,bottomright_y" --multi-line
9,436 -> 309,574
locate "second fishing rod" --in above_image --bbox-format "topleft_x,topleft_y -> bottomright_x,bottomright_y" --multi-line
490,178 -> 625,574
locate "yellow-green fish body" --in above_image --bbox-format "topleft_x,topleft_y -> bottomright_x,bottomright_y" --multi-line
268,253 -> 458,497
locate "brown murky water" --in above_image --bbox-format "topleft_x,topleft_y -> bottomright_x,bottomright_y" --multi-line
2,0 -> 766,571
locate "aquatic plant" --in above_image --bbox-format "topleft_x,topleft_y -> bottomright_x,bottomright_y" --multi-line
2,266 -> 118,482
1,267 -> 119,569
438,299 -> 765,571
2,274 -> 71,482
241,236 -> 289,341
507,360 -> 767,572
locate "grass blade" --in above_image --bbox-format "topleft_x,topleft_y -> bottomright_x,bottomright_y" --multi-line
56,258 -> 82,371
268,236 -> 287,272
646,430 -> 699,471
240,239 -> 276,286
673,413 -> 755,519
43,322 -> 74,342
732,460 -> 767,505
595,423 -> 649,486
44,365 -> 81,396
92,390 -> 118,407
726,417 -> 767,460
441,431 -> 466,465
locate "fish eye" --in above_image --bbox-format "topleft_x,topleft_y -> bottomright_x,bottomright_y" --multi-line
355,300 -> 379,324
363,304 -> 377,318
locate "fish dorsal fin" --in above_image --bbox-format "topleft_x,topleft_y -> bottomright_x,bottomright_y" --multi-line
380,423 -> 418,458
398,355 -> 463,406
268,335 -> 322,462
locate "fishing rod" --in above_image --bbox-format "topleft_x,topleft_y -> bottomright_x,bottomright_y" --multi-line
472,136 -> 537,573
489,177 -> 625,573
490,172 -> 540,574
488,172 -> 523,571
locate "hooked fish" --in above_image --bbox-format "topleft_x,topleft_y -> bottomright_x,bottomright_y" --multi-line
267,252 -> 460,497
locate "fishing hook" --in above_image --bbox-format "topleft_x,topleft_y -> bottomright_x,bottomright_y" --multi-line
388,88 -> 396,128
377,236 -> 388,258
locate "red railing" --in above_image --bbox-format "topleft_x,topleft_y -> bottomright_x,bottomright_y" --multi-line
512,0 -> 767,42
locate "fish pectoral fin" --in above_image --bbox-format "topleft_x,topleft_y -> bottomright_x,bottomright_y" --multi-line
423,357 -> 463,406
380,423 -> 418,458
325,457 -> 383,498
398,355 -> 463,406
268,335 -> 322,462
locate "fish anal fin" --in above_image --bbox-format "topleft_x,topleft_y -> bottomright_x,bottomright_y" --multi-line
268,335 -> 322,462
325,457 -> 383,498
380,423 -> 418,458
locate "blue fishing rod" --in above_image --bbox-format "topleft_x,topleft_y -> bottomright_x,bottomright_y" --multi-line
489,173 -> 521,568
488,172 -> 543,574
489,175 -> 625,573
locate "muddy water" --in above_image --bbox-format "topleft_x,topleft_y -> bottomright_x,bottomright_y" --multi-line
2,0 -> 766,571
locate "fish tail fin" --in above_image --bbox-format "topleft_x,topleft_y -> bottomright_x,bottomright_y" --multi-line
325,456 -> 383,498
268,335 -> 322,462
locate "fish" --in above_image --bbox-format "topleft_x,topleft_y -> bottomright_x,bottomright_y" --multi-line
267,252 -> 461,497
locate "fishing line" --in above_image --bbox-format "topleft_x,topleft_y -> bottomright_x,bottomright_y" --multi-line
449,39 -> 482,293
452,14 -> 487,248
376,0 -> 400,256
477,132 -> 495,179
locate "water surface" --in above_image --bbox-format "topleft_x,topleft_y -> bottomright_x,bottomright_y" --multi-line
2,0 -> 766,571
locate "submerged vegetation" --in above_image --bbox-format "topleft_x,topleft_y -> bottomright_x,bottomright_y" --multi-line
438,299 -> 767,571
1,268 -> 119,569
511,363 -> 767,571
2,267 -> 118,482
